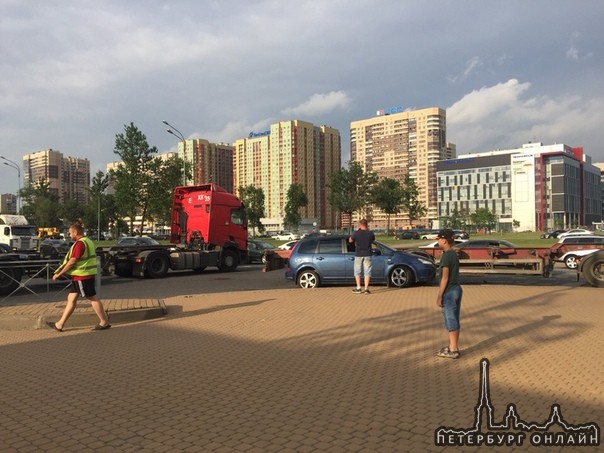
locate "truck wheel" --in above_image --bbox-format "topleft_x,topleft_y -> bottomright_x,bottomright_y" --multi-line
0,267 -> 22,295
145,254 -> 169,278
115,261 -> 133,277
218,250 -> 238,272
582,252 -> 604,287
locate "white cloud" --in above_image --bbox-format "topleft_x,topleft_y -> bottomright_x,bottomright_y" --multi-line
448,79 -> 604,160
448,56 -> 484,83
282,91 -> 352,117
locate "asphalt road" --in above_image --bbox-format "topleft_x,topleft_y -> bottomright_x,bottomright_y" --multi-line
1,262 -> 588,305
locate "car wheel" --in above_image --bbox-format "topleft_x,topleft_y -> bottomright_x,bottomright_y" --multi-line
564,255 -> 579,269
389,266 -> 414,288
297,270 -> 319,288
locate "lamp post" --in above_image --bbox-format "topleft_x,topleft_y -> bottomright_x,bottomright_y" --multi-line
162,120 -> 187,185
1,156 -> 21,214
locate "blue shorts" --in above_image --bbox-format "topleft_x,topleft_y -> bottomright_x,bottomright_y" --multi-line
354,256 -> 372,277
441,285 -> 462,331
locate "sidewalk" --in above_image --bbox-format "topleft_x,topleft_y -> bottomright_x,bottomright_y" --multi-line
0,284 -> 602,451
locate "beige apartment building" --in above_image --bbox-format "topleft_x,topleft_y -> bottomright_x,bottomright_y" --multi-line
177,139 -> 234,192
23,149 -> 90,205
233,120 -> 341,230
350,106 -> 455,229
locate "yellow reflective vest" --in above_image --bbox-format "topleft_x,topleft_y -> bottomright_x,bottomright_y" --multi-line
61,236 -> 98,276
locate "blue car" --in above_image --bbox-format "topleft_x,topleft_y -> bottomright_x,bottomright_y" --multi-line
285,235 -> 436,289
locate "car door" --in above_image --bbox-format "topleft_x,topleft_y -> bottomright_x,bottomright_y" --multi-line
314,237 -> 347,283
368,242 -> 388,283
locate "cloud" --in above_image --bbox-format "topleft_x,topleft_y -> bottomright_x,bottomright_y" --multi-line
448,56 -> 484,83
565,31 -> 592,61
282,91 -> 352,117
447,79 -> 604,160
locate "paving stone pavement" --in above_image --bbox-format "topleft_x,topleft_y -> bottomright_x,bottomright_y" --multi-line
0,284 -> 602,452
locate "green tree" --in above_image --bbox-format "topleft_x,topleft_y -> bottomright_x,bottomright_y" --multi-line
146,155 -> 187,230
371,177 -> 405,235
400,174 -> 427,227
238,185 -> 266,237
20,178 -> 62,227
82,171 -> 110,238
470,208 -> 497,232
327,161 -> 378,234
283,183 -> 308,231
112,122 -> 158,234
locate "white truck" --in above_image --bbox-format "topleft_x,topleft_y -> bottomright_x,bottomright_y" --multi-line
0,214 -> 38,251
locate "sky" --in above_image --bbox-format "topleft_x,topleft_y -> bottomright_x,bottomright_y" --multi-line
1,0 -> 603,195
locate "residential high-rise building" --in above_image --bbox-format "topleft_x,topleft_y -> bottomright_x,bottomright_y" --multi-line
23,149 -> 90,205
233,120 -> 341,230
350,106 -> 453,229
178,139 -> 234,192
0,194 -> 17,214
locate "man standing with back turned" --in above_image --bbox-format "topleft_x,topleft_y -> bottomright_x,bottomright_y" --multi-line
47,223 -> 111,332
349,218 -> 375,294
435,228 -> 462,358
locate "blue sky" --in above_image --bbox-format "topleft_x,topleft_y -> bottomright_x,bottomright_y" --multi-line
1,0 -> 603,194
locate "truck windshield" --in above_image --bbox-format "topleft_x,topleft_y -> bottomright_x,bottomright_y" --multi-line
12,226 -> 37,236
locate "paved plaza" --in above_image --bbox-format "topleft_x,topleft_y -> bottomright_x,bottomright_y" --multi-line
0,282 -> 602,452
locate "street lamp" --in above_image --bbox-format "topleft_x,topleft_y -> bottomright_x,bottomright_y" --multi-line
162,120 -> 188,185
1,156 -> 21,214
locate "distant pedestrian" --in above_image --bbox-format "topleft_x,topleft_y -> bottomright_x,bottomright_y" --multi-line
47,224 -> 111,332
349,218 -> 375,294
435,229 -> 462,358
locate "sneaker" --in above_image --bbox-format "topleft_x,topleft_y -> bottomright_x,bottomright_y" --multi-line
437,347 -> 460,359
363,289 -> 370,294
352,288 -> 362,294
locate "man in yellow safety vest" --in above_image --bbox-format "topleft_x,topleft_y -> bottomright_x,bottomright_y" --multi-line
47,223 -> 111,332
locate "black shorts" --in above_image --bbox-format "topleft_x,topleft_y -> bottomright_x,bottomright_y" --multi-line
70,278 -> 97,298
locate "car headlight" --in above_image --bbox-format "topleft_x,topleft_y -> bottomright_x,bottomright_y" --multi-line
418,258 -> 434,265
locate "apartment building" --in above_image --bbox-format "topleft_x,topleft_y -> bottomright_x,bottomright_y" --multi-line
0,193 -> 17,214
23,149 -> 90,205
350,106 -> 454,229
436,142 -> 603,231
233,120 -> 341,229
178,139 -> 234,192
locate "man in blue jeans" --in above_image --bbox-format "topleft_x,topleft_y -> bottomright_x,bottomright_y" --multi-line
435,228 -> 462,358
349,219 -> 375,294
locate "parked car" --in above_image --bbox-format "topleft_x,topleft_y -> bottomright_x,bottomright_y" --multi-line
247,239 -> 274,264
540,229 -> 566,239
418,239 -> 467,249
557,229 -> 594,239
396,230 -> 420,240
39,239 -> 72,259
549,236 -> 604,266
556,249 -> 600,269
457,239 -> 518,248
274,232 -> 300,241
116,236 -> 160,246
419,230 -> 439,240
278,241 -> 298,250
453,230 -> 470,239
285,235 -> 436,289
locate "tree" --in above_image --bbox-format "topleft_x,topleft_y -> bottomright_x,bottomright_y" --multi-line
470,208 -> 497,232
371,177 -> 405,235
82,171 -> 109,237
20,178 -> 62,227
112,122 -> 158,234
283,183 -> 308,231
238,185 -> 266,237
146,155 -> 187,229
400,174 -> 427,227
327,161 -> 378,234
